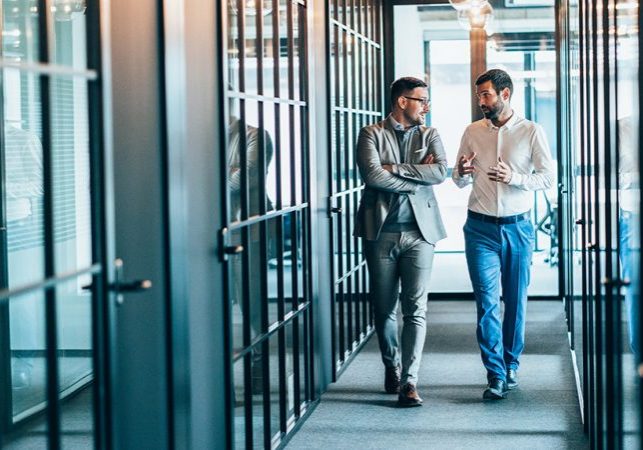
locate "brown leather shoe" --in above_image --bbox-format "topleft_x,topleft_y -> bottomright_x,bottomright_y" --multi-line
384,365 -> 401,394
398,383 -> 423,407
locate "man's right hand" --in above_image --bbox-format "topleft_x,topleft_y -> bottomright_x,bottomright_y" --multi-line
457,152 -> 477,177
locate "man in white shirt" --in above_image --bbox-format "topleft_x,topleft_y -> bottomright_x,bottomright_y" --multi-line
452,69 -> 554,400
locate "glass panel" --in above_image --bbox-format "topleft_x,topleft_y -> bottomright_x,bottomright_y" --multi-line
249,348 -> 265,448
242,1 -> 259,96
296,106 -> 306,204
278,0 -> 290,99
56,277 -> 94,448
228,0 -> 241,91
230,223 -> 265,356
298,310 -> 309,404
264,102 -> 279,212
291,3 -> 300,102
51,74 -> 93,275
616,0 -> 640,445
248,222 -> 264,340
284,323 -> 295,419
266,216 -> 280,327
230,226 -> 246,355
228,98 -> 276,221
282,212 -> 294,313
268,333 -> 280,442
1,289 -> 45,449
278,103 -> 293,206
3,0 -> 45,288
232,357 -> 246,450
8,290 -> 47,421
48,0 -> 94,277
294,211 -> 305,307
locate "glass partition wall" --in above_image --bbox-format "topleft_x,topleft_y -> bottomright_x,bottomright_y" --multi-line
560,0 -> 642,444
0,0 -> 108,448
328,0 -> 383,378
223,1 -> 315,447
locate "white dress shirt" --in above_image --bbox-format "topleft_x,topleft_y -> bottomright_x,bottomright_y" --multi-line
452,113 -> 554,217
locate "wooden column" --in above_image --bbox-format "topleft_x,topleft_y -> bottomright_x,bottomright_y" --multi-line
470,27 -> 487,122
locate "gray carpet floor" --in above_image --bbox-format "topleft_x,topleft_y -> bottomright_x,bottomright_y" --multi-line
286,300 -> 589,449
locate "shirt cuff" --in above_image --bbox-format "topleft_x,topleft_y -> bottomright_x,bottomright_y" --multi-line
391,164 -> 400,175
508,172 -> 522,186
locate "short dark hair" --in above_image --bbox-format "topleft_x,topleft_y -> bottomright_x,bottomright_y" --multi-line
390,77 -> 427,107
475,69 -> 513,98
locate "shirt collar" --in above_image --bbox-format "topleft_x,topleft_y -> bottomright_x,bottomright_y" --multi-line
387,114 -> 417,133
485,111 -> 519,130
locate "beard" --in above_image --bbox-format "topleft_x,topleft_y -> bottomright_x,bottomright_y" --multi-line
481,98 -> 504,120
404,109 -> 425,126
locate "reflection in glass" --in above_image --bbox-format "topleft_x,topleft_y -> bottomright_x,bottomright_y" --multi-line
616,0 -> 640,443
268,333 -> 280,441
4,299 -> 47,449
227,99 -> 275,223
2,0 -> 46,439
51,73 -> 93,275
232,358 -> 246,450
8,291 -> 46,421
285,323 -> 295,417
1,1 -> 95,445
56,279 -> 94,448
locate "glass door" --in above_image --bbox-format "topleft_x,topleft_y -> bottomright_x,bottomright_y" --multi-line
0,0 -> 110,448
223,1 -> 315,447
327,0 -> 382,377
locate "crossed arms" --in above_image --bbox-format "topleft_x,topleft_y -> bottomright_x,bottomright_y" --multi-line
355,127 -> 448,194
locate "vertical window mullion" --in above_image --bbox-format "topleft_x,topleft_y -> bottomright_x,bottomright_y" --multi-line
37,1 -> 62,448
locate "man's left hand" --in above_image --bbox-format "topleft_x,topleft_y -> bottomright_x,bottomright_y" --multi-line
487,157 -> 513,184
382,164 -> 393,172
421,153 -> 435,164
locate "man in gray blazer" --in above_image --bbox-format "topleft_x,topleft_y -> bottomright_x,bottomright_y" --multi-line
354,77 -> 448,406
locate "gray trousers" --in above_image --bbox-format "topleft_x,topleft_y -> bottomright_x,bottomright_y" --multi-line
363,230 -> 435,385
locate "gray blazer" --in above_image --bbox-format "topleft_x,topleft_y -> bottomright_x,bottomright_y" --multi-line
353,116 -> 448,244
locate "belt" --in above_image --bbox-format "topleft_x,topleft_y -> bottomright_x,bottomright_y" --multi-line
468,210 -> 530,224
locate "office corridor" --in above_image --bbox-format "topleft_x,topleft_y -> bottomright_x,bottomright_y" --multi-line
287,301 -> 588,449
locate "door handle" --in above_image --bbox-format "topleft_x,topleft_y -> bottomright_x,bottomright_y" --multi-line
224,245 -> 244,255
110,258 -> 152,305
601,277 -> 631,288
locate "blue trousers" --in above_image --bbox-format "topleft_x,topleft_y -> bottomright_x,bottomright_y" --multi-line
464,216 -> 534,381
619,210 -> 640,360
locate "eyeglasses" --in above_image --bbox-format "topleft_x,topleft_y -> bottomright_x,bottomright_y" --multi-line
403,96 -> 431,107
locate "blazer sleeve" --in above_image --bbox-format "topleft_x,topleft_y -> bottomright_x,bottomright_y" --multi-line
390,128 -> 448,186
356,127 -> 419,194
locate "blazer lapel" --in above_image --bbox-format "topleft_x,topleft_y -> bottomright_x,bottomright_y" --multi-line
383,119 -> 400,163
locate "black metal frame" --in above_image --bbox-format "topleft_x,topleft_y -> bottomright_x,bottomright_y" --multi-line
220,1 -> 316,447
327,0 -> 382,380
